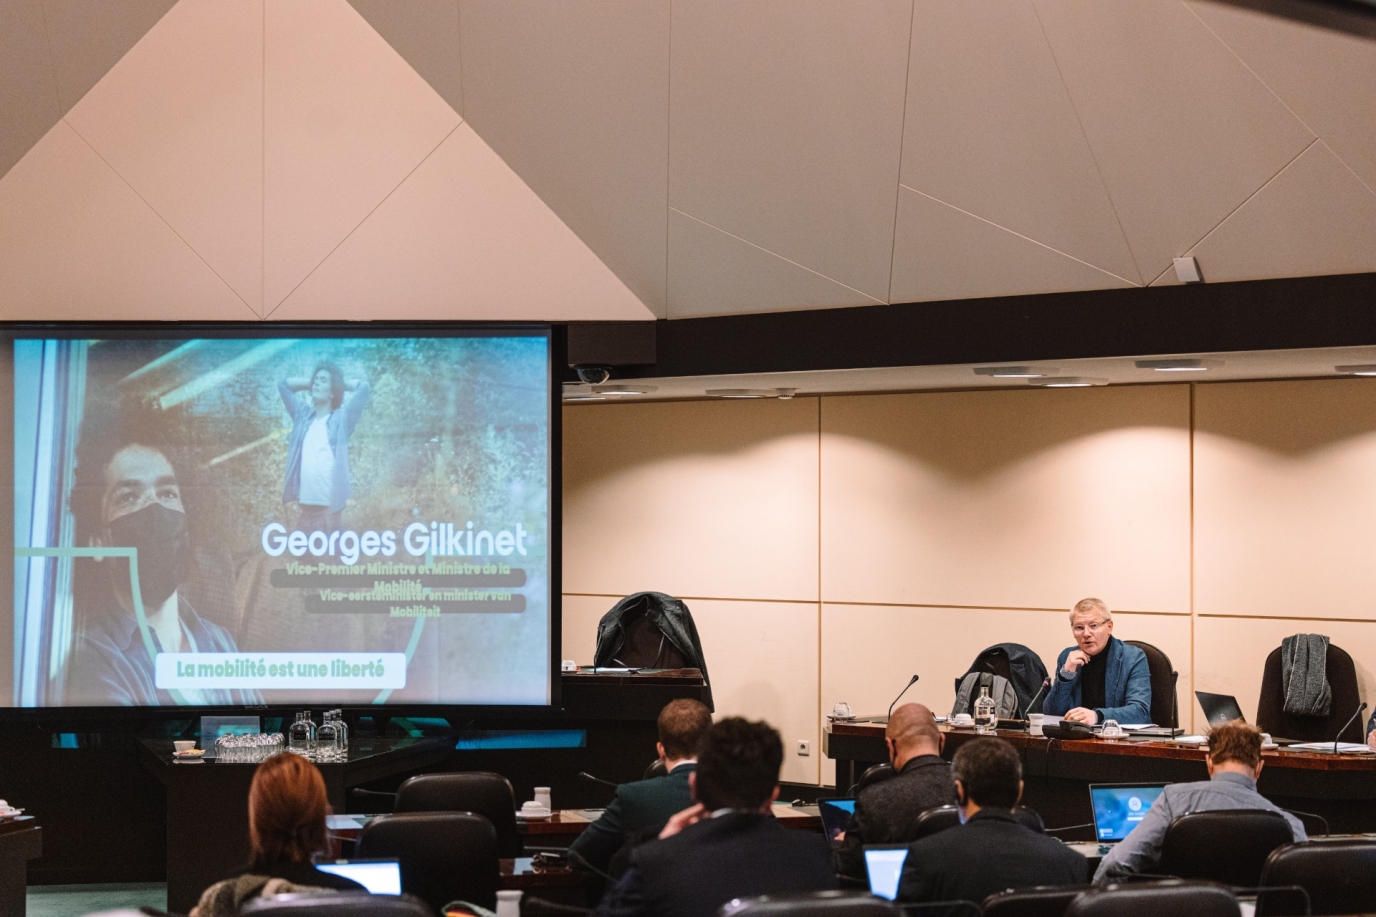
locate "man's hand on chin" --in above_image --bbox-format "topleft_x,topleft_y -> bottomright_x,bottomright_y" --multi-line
1064,707 -> 1098,725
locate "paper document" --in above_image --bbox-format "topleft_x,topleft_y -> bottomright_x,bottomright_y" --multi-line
1287,742 -> 1375,753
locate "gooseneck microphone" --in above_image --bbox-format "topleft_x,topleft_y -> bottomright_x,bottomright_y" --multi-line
1023,678 -> 1052,719
577,771 -> 620,789
888,674 -> 920,719
1332,702 -> 1367,753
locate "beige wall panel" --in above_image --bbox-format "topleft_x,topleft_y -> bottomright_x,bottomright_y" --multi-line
1194,616 -> 1376,726
821,387 -> 1190,611
1195,378 -> 1376,619
561,593 -> 606,668
563,399 -> 819,602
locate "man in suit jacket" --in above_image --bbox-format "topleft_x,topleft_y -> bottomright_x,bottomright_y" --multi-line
835,703 -> 955,879
594,717 -> 837,917
570,699 -> 712,876
897,739 -> 1086,907
1043,598 -> 1152,725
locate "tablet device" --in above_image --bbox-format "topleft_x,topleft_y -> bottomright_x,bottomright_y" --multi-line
316,859 -> 402,895
816,797 -> 856,842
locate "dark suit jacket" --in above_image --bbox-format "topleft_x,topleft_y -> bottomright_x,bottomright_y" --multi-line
570,763 -> 696,874
897,809 -> 1086,906
594,812 -> 838,917
835,754 -> 956,878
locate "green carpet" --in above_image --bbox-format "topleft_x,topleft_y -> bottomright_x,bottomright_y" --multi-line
26,883 -> 167,917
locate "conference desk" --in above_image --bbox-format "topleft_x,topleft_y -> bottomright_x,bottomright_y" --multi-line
0,817 -> 41,917
825,722 -> 1376,833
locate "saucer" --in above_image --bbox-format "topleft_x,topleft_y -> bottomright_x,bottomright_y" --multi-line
519,806 -> 552,819
173,749 -> 206,757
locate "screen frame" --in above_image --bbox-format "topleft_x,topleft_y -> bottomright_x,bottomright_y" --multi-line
1,320 -> 563,722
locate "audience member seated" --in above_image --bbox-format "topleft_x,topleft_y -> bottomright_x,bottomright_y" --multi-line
897,739 -> 1086,906
193,754 -> 364,917
570,698 -> 712,875
1095,720 -> 1306,883
834,703 -> 954,879
593,717 -> 837,917
1043,597 -> 1151,726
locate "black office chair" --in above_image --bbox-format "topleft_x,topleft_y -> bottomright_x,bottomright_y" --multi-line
1125,640 -> 1179,728
1257,839 -> 1376,915
644,758 -> 668,780
356,812 -> 499,912
394,772 -> 522,858
1012,806 -> 1045,833
1156,810 -> 1294,888
243,893 -> 435,917
1256,641 -> 1363,742
982,885 -> 1090,917
1064,881 -> 1240,917
854,763 -> 895,793
718,890 -> 900,917
911,805 -> 961,840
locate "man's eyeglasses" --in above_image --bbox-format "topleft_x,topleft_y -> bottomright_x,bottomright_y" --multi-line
1072,621 -> 1108,635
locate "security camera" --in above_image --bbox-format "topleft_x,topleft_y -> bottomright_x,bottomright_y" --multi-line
575,366 -> 611,385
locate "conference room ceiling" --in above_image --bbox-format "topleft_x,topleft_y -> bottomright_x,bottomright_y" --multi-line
561,345 -> 1376,401
1,0 -> 1375,322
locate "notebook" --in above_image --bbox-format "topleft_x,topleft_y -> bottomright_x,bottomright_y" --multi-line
864,845 -> 909,901
816,797 -> 856,842
1089,784 -> 1167,843
316,858 -> 403,895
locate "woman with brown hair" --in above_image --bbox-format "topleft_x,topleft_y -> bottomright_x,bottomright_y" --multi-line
193,753 -> 364,916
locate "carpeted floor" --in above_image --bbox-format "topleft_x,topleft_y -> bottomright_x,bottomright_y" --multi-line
26,882 -> 168,917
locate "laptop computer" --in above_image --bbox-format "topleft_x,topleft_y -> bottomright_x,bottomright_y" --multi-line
315,858 -> 403,895
816,797 -> 856,842
863,845 -> 909,901
1089,783 -> 1167,844
1195,691 -> 1246,729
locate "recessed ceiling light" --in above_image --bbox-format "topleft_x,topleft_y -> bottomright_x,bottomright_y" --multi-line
1134,358 -> 1219,372
591,384 -> 658,396
973,366 -> 1057,378
1335,364 -> 1376,376
1029,377 -> 1108,388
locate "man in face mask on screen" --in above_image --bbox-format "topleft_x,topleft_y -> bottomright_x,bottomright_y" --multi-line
64,407 -> 262,707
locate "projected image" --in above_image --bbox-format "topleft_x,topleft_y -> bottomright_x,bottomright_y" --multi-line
12,334 -> 551,708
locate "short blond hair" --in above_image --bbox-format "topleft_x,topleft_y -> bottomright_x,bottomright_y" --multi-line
1070,597 -> 1111,622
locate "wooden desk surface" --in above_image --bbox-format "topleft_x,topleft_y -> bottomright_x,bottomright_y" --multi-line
499,857 -> 593,890
562,668 -> 706,686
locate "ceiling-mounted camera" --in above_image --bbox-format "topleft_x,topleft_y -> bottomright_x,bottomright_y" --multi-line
575,366 -> 612,385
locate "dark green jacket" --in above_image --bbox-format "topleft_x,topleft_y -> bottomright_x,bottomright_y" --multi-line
570,763 -> 696,875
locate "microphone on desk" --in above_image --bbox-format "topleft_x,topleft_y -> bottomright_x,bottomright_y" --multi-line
1332,701 -> 1367,753
577,771 -> 620,789
1023,678 -> 1052,719
888,674 -> 920,719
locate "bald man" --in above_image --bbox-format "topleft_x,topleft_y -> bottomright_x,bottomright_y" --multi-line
834,703 -> 956,880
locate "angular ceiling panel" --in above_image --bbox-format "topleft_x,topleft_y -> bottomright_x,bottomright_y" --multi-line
273,124 -> 652,322
42,0 -> 177,115
1153,142 -> 1376,287
668,209 -> 881,318
1034,0 -> 1313,281
0,121 -> 254,320
902,0 -> 1140,284
65,0 -> 263,313
1190,0 -> 1376,194
0,0 -> 61,181
264,0 -> 460,311
890,186 -> 1132,303
346,0 -> 463,116
460,0 -> 670,317
670,0 -> 912,301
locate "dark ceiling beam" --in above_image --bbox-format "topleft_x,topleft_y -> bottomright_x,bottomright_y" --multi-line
1209,0 -> 1376,40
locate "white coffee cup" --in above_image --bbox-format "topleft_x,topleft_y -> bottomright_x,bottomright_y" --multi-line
1029,713 -> 1046,736
519,800 -> 550,818
952,713 -> 974,726
832,701 -> 853,719
496,889 -> 522,917
534,787 -> 552,811
174,740 -> 196,753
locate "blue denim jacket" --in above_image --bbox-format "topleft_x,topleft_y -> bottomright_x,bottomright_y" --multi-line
279,379 -> 371,513
1043,636 -> 1152,725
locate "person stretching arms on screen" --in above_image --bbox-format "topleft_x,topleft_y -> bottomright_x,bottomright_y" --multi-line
279,362 -> 371,535
64,401 -> 263,706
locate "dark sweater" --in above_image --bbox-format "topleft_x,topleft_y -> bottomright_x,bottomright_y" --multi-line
835,755 -> 956,879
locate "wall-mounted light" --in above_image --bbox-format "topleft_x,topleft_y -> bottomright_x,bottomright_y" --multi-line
705,388 -> 793,399
563,394 -> 607,402
1028,377 -> 1108,388
973,366 -> 1057,378
1335,364 -> 1376,376
1135,358 -> 1219,372
591,384 -> 658,396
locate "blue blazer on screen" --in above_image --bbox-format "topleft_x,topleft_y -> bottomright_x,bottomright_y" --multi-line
1044,636 -> 1152,725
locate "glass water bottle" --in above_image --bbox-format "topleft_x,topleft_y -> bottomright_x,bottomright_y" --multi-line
288,712 -> 312,754
315,715 -> 338,762
334,710 -> 349,760
974,685 -> 998,734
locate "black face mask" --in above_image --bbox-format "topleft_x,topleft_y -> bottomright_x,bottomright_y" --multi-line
105,502 -> 191,610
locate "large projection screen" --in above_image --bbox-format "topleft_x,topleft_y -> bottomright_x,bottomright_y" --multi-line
2,325 -> 557,713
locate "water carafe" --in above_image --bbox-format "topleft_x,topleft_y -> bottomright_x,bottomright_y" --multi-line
974,685 -> 997,734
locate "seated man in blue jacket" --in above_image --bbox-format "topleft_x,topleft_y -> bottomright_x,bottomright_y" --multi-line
1043,597 -> 1152,726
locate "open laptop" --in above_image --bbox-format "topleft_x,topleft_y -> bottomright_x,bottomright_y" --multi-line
315,858 -> 403,895
1195,691 -> 1246,729
1089,783 -> 1167,844
863,845 -> 909,901
816,797 -> 856,842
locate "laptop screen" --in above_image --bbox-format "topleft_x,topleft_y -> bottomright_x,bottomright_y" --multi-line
864,846 -> 909,901
817,798 -> 856,842
1090,785 -> 1166,842
1195,691 -> 1246,728
316,859 -> 402,895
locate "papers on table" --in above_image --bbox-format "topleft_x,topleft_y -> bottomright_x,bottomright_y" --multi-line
1287,742 -> 1375,754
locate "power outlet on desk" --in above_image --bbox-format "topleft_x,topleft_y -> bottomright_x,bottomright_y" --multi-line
796,740 -> 811,756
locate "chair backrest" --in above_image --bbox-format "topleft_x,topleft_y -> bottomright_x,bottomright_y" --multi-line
982,885 -> 1090,917
911,805 -> 961,841
644,758 -> 668,780
718,890 -> 899,917
1258,839 -> 1376,916
855,762 -> 895,793
1064,881 -> 1240,917
1012,806 -> 1045,834
1124,640 -> 1178,728
1157,810 -> 1294,887
356,812 -> 499,912
1255,642 -> 1364,741
243,893 -> 435,917
394,772 -> 521,858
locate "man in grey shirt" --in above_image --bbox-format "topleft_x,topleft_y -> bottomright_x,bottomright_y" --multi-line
1095,721 -> 1306,883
